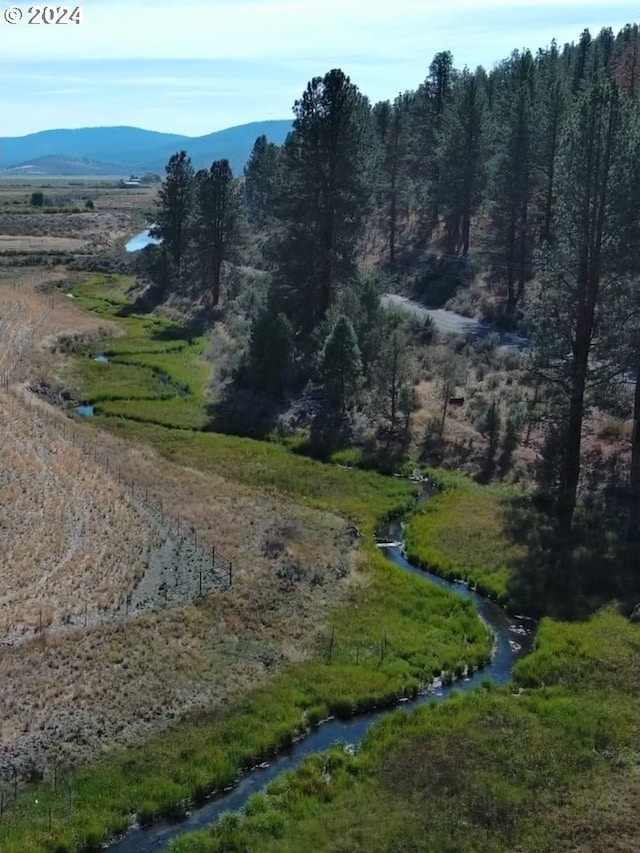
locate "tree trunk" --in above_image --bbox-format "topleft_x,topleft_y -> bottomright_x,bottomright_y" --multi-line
506,221 -> 517,312
516,197 -> 529,304
212,258 -> 222,307
462,214 -> 471,255
629,356 -> 640,540
389,189 -> 397,265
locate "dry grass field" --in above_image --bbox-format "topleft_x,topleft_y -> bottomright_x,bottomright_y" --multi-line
0,267 -> 357,784
0,180 -> 157,265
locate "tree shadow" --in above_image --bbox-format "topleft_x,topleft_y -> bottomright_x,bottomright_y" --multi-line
204,386 -> 282,438
504,492 -> 639,621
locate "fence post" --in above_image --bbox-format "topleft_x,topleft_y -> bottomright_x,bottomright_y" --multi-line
327,627 -> 334,663
228,562 -> 232,588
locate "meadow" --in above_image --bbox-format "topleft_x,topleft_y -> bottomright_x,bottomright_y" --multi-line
170,606 -> 640,853
404,471 -> 526,602
0,269 -> 498,852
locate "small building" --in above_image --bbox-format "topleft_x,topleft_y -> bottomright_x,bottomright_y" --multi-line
120,175 -> 142,188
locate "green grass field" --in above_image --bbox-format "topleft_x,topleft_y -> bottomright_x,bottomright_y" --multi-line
67,274 -> 211,429
170,607 -> 640,853
404,472 -> 526,603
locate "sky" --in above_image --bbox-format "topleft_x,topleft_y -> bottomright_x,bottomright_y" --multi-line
0,0 -> 637,138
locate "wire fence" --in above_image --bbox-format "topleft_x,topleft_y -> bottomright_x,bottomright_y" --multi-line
0,290 -> 234,645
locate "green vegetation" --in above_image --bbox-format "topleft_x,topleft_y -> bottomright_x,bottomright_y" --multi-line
404,473 -> 525,602
514,606 -> 640,693
99,418 -> 413,537
170,608 -> 640,853
1,271 -> 501,852
66,274 -> 210,429
0,553 -> 491,853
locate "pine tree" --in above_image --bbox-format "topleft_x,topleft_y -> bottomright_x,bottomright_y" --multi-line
479,398 -> 501,482
243,135 -> 281,224
320,315 -> 364,412
611,24 -> 640,103
273,69 -> 374,339
193,159 -> 243,308
488,51 -> 537,313
375,320 -> 416,439
436,68 -> 487,254
409,51 -> 454,235
246,305 -> 294,398
151,150 -> 194,284
373,93 -> 411,264
528,82 -> 639,592
535,42 -> 568,243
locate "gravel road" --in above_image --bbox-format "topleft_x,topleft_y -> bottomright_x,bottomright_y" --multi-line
381,293 -> 530,350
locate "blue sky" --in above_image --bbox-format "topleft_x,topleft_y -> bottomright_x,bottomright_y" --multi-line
1,0 -> 637,137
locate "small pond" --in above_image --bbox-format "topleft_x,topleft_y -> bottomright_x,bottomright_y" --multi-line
125,230 -> 161,252
74,405 -> 94,417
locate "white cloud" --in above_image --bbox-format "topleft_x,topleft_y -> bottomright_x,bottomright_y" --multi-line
1,0 -> 636,62
1,0 -> 637,135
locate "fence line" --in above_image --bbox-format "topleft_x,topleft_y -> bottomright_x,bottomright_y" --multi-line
0,292 -> 234,644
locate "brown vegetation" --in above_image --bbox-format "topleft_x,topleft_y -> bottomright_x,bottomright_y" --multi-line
0,268 -> 357,784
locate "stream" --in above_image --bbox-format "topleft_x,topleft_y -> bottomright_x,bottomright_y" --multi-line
108,514 -> 536,853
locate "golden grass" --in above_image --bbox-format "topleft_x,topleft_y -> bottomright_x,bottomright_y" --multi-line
0,393 -> 163,641
0,235 -> 88,252
0,272 -> 359,780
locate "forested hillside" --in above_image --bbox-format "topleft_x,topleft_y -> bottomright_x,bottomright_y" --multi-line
140,22 -> 640,619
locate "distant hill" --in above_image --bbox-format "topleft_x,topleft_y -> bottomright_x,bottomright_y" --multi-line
0,121 -> 292,176
1,156 -> 129,177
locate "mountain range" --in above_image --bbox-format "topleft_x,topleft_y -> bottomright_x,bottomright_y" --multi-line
0,120 -> 292,177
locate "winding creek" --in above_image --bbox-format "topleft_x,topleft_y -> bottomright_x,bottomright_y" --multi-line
108,513 -> 536,853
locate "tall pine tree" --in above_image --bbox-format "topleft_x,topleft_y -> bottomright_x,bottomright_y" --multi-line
193,159 -> 243,308
273,69 -> 374,340
436,67 -> 487,254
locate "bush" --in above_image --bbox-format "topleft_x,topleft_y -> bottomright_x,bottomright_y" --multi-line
30,191 -> 44,207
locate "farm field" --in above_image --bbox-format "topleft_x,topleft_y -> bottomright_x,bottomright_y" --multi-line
0,267 -> 362,784
0,179 -> 156,266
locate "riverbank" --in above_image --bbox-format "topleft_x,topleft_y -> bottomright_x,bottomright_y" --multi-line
404,471 -> 525,604
170,606 -> 640,853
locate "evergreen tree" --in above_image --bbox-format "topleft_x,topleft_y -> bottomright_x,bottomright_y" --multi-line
497,406 -> 522,477
572,28 -> 593,92
535,41 -> 568,243
409,51 -> 454,234
373,93 -> 411,264
479,398 -> 501,482
273,69 -> 374,339
436,68 -> 487,254
488,50 -> 538,313
151,150 -> 194,284
243,135 -> 281,224
245,305 -> 294,398
528,82 -> 638,597
611,24 -> 640,103
193,159 -> 243,308
320,315 -> 364,412
375,320 -> 417,439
